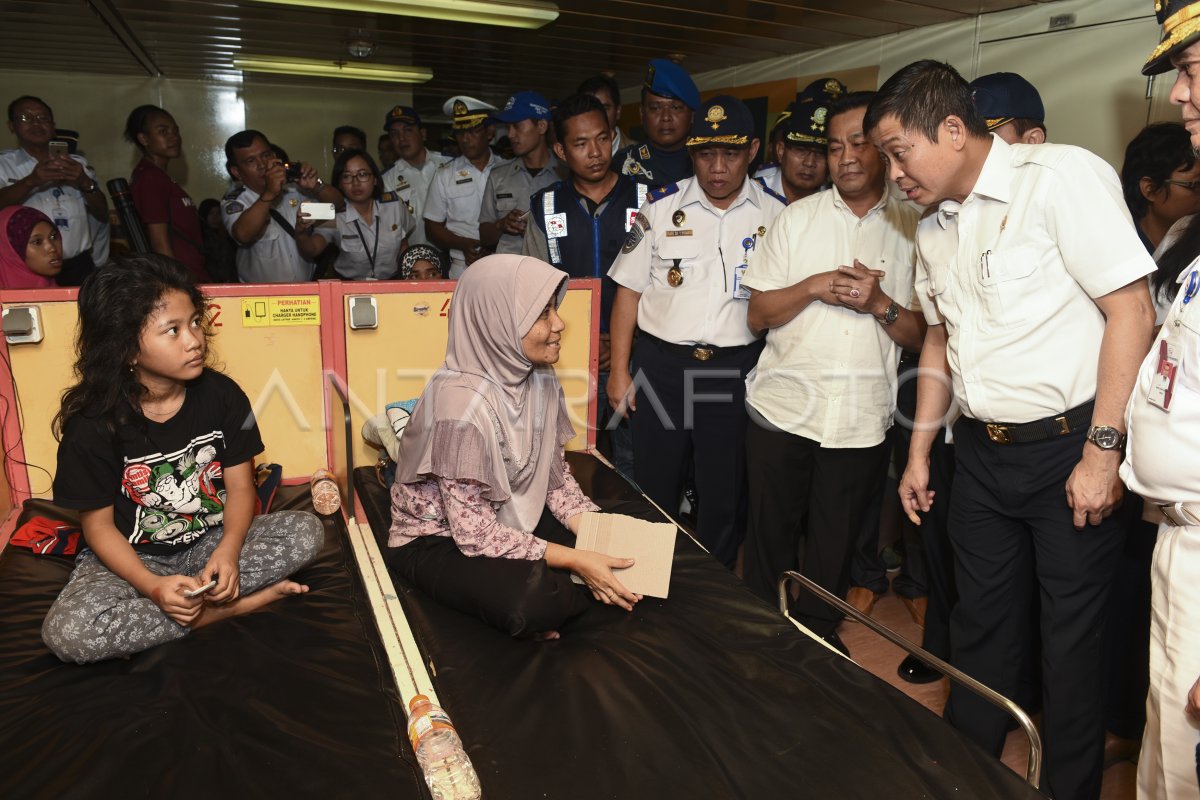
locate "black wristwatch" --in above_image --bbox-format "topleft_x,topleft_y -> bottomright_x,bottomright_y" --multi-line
1086,425 -> 1126,451
878,300 -> 900,326
83,179 -> 99,194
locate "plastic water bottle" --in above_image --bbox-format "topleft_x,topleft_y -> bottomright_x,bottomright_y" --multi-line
310,468 -> 340,515
407,694 -> 482,800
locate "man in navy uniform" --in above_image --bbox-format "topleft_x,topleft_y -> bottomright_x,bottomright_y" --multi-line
614,59 -> 699,190
524,94 -> 645,477
608,96 -> 786,567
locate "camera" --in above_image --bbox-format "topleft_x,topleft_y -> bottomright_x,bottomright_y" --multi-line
283,162 -> 302,182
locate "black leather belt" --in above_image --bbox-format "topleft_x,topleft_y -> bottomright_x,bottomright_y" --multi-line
639,330 -> 757,362
966,401 -> 1094,445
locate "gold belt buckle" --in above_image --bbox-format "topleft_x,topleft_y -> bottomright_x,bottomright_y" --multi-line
692,347 -> 714,361
986,423 -> 1012,445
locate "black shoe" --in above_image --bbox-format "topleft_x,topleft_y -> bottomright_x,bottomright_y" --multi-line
821,631 -> 850,658
897,654 -> 943,684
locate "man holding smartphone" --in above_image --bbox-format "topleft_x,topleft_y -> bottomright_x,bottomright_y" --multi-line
0,96 -> 108,285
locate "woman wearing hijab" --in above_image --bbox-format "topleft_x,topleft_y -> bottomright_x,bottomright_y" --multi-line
398,243 -> 446,280
388,254 -> 638,638
0,205 -> 62,288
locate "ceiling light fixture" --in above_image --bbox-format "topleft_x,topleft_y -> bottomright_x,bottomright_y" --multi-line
233,56 -> 432,83
250,0 -> 558,29
346,38 -> 375,58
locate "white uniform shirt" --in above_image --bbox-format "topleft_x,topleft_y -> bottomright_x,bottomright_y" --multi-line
478,156 -> 564,255
0,148 -> 98,258
1123,260 -> 1200,504
318,197 -> 415,280
423,152 -> 505,278
915,136 -> 1155,424
221,185 -> 315,284
608,176 -> 785,347
382,149 -> 451,248
743,186 -> 920,447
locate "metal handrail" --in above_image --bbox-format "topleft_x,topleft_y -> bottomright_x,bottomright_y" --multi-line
777,570 -> 1042,788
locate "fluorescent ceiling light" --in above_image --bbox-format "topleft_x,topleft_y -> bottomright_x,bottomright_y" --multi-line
251,0 -> 558,29
233,56 -> 432,83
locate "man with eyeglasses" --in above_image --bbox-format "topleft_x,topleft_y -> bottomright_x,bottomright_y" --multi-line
478,91 -> 564,256
614,59 -> 698,190
0,96 -> 108,285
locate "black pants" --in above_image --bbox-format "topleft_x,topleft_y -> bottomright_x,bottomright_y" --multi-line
742,415 -> 890,636
629,335 -> 762,567
385,523 -> 590,638
944,417 -> 1125,800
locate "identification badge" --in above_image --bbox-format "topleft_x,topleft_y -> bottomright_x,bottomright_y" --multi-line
546,212 -> 568,238
1148,338 -> 1180,411
625,208 -> 638,232
733,264 -> 751,299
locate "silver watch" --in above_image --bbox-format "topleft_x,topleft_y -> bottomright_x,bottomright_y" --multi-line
879,300 -> 900,326
1086,425 -> 1126,450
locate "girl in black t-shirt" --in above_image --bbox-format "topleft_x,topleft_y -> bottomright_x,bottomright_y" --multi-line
41,254 -> 324,664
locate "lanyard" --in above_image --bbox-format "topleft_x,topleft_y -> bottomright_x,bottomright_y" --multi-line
352,217 -> 380,276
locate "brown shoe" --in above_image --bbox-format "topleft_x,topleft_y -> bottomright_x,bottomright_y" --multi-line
900,596 -> 928,628
845,586 -> 882,620
1103,731 -> 1140,768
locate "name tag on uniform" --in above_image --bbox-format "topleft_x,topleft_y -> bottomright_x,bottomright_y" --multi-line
496,192 -> 514,199
455,177 -> 473,185
665,230 -> 692,237
395,179 -> 411,190
732,264 -> 751,300
546,212 -> 568,238
625,209 -> 638,232
1148,338 -> 1180,411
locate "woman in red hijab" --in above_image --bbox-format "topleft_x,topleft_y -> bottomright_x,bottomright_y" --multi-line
0,205 -> 62,288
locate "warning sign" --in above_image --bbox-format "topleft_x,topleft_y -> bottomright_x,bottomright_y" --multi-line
240,296 -> 321,327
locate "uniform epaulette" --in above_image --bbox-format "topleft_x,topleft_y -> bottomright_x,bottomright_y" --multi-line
648,183 -> 679,203
222,185 -> 241,201
380,191 -> 400,202
755,178 -> 786,205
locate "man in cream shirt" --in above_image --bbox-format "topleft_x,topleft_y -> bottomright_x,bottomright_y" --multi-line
740,92 -> 924,656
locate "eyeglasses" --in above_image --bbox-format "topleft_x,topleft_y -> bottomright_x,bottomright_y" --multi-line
340,170 -> 374,183
1165,179 -> 1200,193
13,113 -> 52,124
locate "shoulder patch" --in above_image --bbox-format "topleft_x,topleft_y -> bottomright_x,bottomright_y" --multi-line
223,201 -> 244,215
222,186 -> 241,201
380,192 -> 400,202
648,183 -> 679,203
621,220 -> 646,254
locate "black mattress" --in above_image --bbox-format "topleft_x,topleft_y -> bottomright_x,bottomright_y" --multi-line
356,451 -> 1042,800
0,488 -> 427,799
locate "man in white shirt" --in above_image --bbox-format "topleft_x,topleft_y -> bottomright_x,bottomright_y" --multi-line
0,96 -> 108,285
221,130 -> 333,283
381,105 -> 450,248
741,92 -> 924,654
867,60 -> 1155,800
608,96 -> 785,568
1123,4 -> 1200,795
424,96 -> 504,278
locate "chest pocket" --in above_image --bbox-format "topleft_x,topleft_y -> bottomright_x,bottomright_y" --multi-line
340,235 -> 365,254
976,244 -> 1048,330
655,234 -> 700,284
445,177 -> 479,218
494,191 -> 518,215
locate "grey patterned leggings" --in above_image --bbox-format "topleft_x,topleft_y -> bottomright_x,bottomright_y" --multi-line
41,510 -> 324,664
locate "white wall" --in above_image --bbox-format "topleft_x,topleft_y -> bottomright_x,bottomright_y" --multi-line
0,72 -> 413,203
675,0 -> 1165,168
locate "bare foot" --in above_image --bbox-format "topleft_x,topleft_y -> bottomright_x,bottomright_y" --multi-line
191,580 -> 309,629
533,630 -> 560,641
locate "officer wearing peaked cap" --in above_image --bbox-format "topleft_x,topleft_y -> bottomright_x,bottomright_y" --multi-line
424,96 -> 506,277
479,91 -> 565,255
614,59 -> 699,189
607,95 -> 785,568
764,77 -> 845,205
969,72 -> 1047,145
381,104 -> 450,248
1123,2 -> 1200,795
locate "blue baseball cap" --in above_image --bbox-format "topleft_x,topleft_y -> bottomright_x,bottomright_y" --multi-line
489,91 -> 552,124
970,72 -> 1044,130
643,58 -> 700,111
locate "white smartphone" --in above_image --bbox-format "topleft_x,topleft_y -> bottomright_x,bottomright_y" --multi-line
48,140 -> 69,159
183,579 -> 217,599
299,201 -> 336,220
